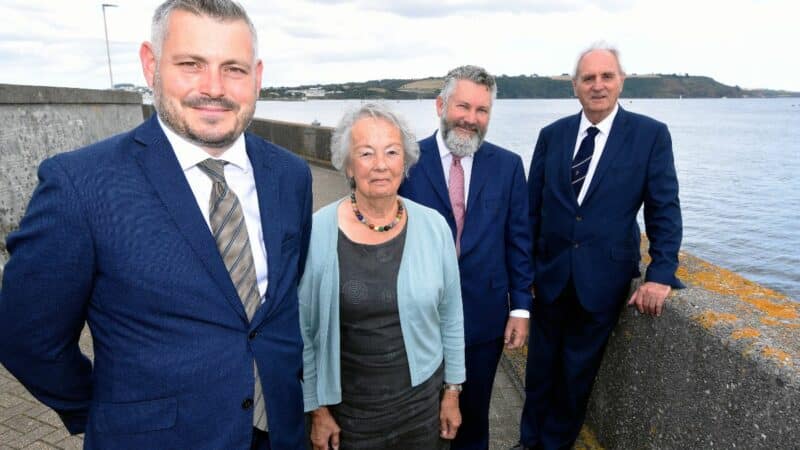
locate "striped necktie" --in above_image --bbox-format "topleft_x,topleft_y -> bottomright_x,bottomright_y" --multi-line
572,126 -> 600,197
196,158 -> 268,431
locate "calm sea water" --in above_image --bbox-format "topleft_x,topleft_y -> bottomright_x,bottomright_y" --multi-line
255,98 -> 800,300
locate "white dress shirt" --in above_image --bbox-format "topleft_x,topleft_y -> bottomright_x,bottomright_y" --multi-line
573,104 -> 619,205
436,129 -> 528,319
159,118 -> 269,301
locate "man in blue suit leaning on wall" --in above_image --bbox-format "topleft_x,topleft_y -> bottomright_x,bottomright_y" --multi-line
0,1 -> 311,448
513,44 -> 684,450
400,65 -> 534,450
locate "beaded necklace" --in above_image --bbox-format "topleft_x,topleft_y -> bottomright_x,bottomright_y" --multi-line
350,192 -> 404,232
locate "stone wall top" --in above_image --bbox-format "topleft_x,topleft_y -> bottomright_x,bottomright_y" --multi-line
0,84 -> 141,105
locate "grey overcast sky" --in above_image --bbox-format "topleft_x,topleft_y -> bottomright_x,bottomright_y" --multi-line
0,0 -> 797,91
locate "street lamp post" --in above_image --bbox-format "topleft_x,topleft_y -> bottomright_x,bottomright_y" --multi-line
102,3 -> 118,89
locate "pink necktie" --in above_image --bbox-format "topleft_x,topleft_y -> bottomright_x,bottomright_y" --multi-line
448,155 -> 465,256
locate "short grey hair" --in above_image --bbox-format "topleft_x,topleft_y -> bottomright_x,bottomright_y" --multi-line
151,0 -> 258,58
330,103 -> 420,187
440,65 -> 497,106
573,42 -> 625,80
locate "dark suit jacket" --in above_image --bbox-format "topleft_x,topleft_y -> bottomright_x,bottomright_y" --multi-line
0,116 -> 312,449
399,132 -> 533,346
528,106 -> 683,312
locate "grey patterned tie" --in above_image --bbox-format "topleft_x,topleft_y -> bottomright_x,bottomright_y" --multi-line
197,158 -> 268,431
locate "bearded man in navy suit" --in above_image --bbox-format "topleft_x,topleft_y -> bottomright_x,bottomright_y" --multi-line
513,45 -> 684,450
0,1 -> 311,448
399,65 -> 534,450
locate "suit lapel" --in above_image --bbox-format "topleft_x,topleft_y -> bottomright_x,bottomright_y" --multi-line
246,136 -> 281,326
465,142 -> 493,212
133,116 -> 248,323
417,133 -> 452,209
582,107 -> 629,204
559,114 -> 582,207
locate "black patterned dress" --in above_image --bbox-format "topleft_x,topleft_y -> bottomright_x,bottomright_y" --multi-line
331,227 -> 448,450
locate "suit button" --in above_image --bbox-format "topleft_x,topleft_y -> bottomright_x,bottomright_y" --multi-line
249,331 -> 258,340
576,216 -> 582,221
242,398 -> 253,409
574,243 -> 580,248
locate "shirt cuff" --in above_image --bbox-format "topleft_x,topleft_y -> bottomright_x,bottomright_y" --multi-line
509,309 -> 530,319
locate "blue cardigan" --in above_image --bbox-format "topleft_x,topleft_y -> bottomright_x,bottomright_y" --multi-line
299,197 -> 465,412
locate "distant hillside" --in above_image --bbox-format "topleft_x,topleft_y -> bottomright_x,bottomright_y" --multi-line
262,74 -> 799,100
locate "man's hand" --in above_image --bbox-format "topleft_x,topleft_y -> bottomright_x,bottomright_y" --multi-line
310,406 -> 340,450
504,316 -> 529,349
627,281 -> 671,317
439,391 -> 461,439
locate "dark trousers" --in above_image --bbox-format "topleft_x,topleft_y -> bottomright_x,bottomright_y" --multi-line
519,282 -> 622,450
251,428 -> 272,450
451,337 -> 504,450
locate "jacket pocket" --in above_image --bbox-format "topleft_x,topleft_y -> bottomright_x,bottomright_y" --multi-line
611,247 -> 640,261
94,397 -> 177,434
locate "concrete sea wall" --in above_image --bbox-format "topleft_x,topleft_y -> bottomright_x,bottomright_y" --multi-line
0,84 -> 143,278
2,85 -> 798,448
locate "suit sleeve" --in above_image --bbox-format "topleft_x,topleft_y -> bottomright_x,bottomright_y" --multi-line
527,130 -> 548,287
505,155 -> 534,311
0,157 -> 94,434
643,124 -> 685,288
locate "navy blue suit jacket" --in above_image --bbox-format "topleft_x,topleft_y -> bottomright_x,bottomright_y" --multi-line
399,132 -> 533,346
528,107 -> 683,312
0,116 -> 312,449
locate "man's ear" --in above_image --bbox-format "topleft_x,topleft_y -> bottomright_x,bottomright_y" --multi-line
140,42 -> 157,88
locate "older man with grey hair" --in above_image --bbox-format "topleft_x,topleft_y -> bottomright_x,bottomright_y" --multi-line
399,65 -> 534,450
0,1 -> 312,449
513,43 -> 682,450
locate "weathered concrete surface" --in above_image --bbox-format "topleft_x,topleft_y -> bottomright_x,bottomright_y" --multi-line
504,244 -> 799,449
0,84 -> 142,279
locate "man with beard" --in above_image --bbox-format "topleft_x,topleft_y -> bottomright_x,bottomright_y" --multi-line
399,65 -> 533,450
0,1 -> 311,449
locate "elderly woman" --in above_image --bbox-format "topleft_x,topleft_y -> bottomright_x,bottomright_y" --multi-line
299,103 -> 465,450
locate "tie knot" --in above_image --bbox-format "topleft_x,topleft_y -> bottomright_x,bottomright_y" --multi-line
451,154 -> 462,165
586,126 -> 600,138
197,158 -> 228,183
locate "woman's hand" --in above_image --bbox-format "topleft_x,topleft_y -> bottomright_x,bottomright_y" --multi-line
310,406 -> 341,450
439,390 -> 462,440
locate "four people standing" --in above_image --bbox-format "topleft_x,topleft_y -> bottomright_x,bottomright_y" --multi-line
0,1 -> 683,444
399,66 -> 534,450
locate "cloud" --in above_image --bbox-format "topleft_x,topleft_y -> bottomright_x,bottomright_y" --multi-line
304,0 -> 634,18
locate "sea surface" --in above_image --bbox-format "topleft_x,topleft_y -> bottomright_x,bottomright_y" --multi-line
255,98 -> 800,300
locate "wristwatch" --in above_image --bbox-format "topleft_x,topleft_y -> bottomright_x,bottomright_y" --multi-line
443,383 -> 463,392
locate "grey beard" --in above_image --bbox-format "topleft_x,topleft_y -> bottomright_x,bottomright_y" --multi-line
440,120 -> 482,158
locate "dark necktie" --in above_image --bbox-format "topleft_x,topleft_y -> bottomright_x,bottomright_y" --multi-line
572,126 -> 600,197
196,158 -> 268,431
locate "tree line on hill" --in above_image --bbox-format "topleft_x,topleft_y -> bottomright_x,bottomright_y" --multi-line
261,74 -> 798,100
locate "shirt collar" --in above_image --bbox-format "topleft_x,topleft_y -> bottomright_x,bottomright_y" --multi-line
157,116 -> 250,173
579,103 -> 619,136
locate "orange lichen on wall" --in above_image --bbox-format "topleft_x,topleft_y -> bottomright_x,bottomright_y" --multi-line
762,347 -> 792,365
675,258 -> 798,321
575,426 -> 605,450
760,317 -> 800,328
695,311 -> 738,329
731,328 -> 760,340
